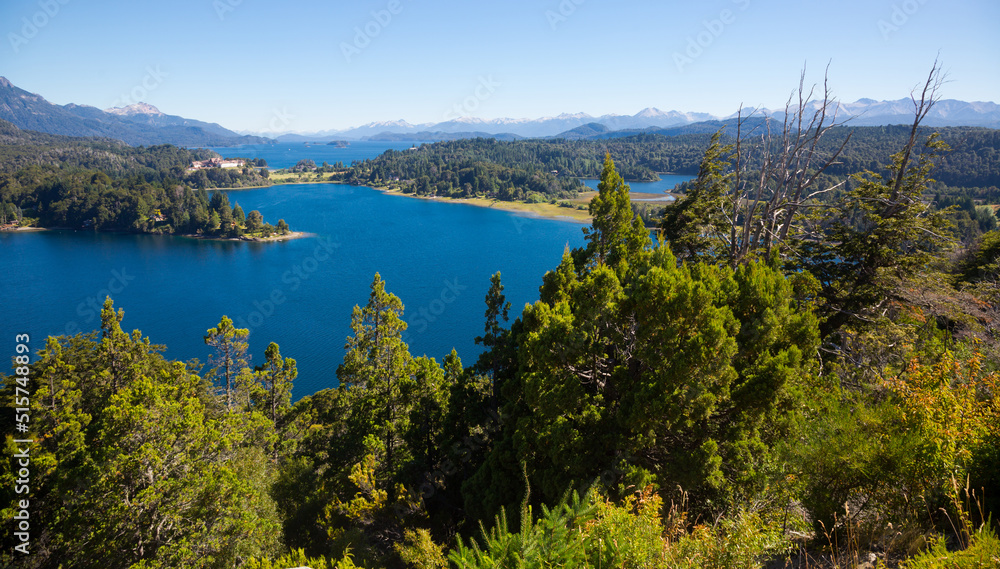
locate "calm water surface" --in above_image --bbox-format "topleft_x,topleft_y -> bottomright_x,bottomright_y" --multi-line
580,174 -> 694,198
1,183 -> 586,397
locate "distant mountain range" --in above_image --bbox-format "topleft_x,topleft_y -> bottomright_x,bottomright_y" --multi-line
267,109 -> 720,142
1,76 -> 997,148
265,99 -> 1000,142
0,77 -> 270,146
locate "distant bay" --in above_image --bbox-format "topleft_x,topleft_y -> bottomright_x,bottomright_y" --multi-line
1,182 -> 587,398
203,141 -> 435,169
580,173 -> 694,198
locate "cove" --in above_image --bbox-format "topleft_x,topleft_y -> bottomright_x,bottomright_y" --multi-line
1,183 -> 587,397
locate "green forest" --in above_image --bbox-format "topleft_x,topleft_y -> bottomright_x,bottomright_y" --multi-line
3,73 -> 999,568
0,120 -> 286,237
333,125 -> 1000,206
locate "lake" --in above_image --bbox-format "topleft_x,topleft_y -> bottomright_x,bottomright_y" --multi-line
1,184 -> 587,398
203,141 -> 437,169
580,173 -> 694,199
206,144 -> 697,197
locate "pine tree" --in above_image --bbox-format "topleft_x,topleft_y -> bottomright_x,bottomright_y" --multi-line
660,129 -> 733,263
205,315 -> 251,411
337,273 -> 414,486
474,271 -> 512,404
254,342 -> 296,424
232,202 -> 246,226
580,154 -> 651,275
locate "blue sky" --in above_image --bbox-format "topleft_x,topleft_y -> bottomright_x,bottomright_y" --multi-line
2,0 -> 997,133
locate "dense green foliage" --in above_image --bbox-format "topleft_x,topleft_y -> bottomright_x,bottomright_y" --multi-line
0,164 -> 285,236
0,122 -> 285,235
334,126 -> 1000,217
0,119 -> 215,177
3,80 -> 1000,567
336,135 -> 711,200
4,148 -> 997,569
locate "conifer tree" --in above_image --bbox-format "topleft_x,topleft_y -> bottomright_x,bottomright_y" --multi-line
660,129 -> 733,263
232,202 -> 246,226
205,315 -> 251,411
474,271 -> 512,404
580,154 -> 651,275
337,273 -> 414,486
254,341 -> 296,424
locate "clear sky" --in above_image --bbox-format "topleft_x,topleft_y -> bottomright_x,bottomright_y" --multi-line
2,0 -> 997,133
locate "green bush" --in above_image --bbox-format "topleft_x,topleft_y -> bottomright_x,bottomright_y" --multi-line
902,524 -> 1000,569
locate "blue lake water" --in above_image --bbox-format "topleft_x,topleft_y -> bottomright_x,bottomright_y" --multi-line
1,184 -> 587,398
203,141 -> 435,169
580,173 -> 694,199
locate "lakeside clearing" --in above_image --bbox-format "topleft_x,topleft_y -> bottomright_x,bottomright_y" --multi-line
371,186 -> 593,223
268,171 -> 340,185
267,174 -> 595,222
220,175 -> 680,224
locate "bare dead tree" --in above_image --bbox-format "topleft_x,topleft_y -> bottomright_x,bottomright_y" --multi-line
719,64 -> 854,267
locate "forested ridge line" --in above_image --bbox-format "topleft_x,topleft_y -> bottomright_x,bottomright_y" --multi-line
333,124 -> 1000,202
2,72 -> 1000,568
3,137 -> 998,569
0,119 -> 286,236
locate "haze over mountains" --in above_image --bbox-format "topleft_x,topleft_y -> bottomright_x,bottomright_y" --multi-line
0,77 -> 268,147
262,99 -> 1000,142
1,76 -> 998,147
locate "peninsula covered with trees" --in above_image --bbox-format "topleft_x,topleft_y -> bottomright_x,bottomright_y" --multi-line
323,108 -> 1000,245
2,66 -> 998,569
0,119 -> 291,238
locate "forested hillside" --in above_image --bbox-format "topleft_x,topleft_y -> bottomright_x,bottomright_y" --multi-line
3,67 -> 1000,569
0,120 -> 283,236
4,83 -> 998,566
335,119 -> 1000,226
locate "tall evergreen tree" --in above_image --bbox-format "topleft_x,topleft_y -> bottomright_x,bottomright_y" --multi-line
337,273 -> 414,487
474,271 -> 511,404
254,341 -> 296,424
660,129 -> 733,263
204,316 -> 251,411
579,154 -> 651,275
232,202 -> 246,226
